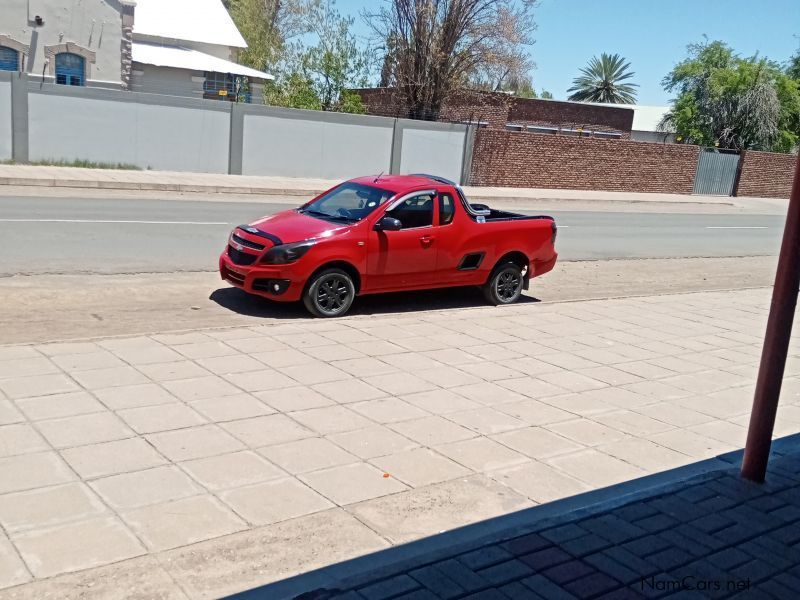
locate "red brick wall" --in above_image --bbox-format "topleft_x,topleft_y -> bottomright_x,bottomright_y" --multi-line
736,150 -> 797,199
508,99 -> 633,136
470,129 -> 700,194
438,90 -> 512,130
353,88 -> 633,135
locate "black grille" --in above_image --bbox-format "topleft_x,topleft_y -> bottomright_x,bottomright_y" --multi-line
232,233 -> 265,251
228,246 -> 257,265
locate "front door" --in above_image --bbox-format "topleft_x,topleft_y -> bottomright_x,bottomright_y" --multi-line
366,192 -> 438,290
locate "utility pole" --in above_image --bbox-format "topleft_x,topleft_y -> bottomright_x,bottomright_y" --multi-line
741,154 -> 800,482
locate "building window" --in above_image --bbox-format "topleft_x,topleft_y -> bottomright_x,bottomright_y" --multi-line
560,127 -> 597,137
505,124 -> 524,131
0,46 -> 19,71
593,131 -> 623,139
203,72 -> 250,103
55,53 -> 85,85
527,125 -> 558,135
461,120 -> 488,128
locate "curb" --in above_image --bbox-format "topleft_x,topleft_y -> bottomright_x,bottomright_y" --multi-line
0,177 -> 321,196
0,176 -> 735,206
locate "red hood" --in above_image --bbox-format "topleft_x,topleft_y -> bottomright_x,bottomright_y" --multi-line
249,209 -> 350,244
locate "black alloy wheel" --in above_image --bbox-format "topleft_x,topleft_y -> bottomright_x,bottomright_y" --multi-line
304,268 -> 356,317
483,262 -> 524,305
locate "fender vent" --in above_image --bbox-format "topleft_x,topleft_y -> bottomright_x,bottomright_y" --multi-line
458,252 -> 485,271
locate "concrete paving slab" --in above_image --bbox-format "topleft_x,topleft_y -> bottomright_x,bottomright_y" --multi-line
120,495 -> 246,552
11,516 -> 145,578
258,437 -> 358,475
219,477 -> 333,525
60,438 -> 167,480
370,448 -> 471,488
180,450 -> 286,491
89,466 -> 203,510
0,483 -> 107,533
299,462 -> 409,505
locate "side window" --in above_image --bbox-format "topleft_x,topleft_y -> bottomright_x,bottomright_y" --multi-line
385,193 -> 434,229
439,193 -> 455,225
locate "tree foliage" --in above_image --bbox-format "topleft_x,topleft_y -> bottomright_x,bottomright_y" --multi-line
567,53 -> 638,103
660,40 -> 800,152
227,0 -> 310,73
230,0 -> 369,113
366,0 -> 536,120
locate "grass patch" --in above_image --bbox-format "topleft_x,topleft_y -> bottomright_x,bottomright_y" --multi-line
1,159 -> 143,170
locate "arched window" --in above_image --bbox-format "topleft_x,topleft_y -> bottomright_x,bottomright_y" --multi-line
0,46 -> 19,71
55,53 -> 85,86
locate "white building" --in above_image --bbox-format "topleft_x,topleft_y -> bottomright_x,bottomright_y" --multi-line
131,0 -> 273,102
611,104 -> 675,143
0,0 -> 271,101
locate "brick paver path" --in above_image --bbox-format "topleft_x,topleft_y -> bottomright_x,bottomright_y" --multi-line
287,451 -> 800,600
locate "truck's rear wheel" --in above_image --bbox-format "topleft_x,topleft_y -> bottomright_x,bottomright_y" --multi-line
303,268 -> 355,317
483,262 -> 523,306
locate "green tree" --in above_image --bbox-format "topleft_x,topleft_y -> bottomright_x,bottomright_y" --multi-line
265,0 -> 369,113
660,40 -> 799,152
567,53 -> 638,103
540,90 -> 553,99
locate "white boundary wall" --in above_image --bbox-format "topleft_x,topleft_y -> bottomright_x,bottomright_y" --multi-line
0,73 -> 473,182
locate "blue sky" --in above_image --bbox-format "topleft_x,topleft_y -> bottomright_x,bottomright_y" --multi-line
339,0 -> 800,106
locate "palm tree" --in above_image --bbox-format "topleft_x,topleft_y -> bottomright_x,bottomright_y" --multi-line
567,53 -> 638,103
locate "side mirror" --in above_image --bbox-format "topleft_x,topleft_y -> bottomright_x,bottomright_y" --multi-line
374,216 -> 402,231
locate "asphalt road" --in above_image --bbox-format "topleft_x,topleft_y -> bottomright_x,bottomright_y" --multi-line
0,195 -> 785,276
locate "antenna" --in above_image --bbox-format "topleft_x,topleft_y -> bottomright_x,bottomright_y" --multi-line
373,171 -> 384,183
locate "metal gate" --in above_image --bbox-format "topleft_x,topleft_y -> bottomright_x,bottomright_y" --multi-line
692,148 -> 741,196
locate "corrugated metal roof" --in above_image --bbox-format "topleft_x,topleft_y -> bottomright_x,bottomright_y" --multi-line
132,43 -> 273,80
133,0 -> 247,48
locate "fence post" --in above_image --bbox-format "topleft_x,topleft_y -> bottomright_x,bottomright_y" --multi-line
389,118 -> 403,174
228,102 -> 244,175
10,73 -> 29,163
460,123 -> 477,186
731,150 -> 745,197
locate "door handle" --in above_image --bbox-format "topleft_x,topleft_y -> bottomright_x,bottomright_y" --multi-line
420,235 -> 434,246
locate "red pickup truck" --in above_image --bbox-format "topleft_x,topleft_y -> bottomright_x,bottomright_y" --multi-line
219,174 -> 557,317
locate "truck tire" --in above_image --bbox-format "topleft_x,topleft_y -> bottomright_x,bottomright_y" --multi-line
483,262 -> 524,306
303,268 -> 356,318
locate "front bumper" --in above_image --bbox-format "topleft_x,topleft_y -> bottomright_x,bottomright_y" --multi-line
219,252 -> 304,302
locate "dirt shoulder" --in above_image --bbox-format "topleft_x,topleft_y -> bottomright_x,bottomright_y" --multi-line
0,256 -> 776,345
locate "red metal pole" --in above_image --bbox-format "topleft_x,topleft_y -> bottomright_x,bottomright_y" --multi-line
741,154 -> 800,482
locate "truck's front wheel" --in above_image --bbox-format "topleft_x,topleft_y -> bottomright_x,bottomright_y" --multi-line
483,262 -> 524,306
303,268 -> 355,317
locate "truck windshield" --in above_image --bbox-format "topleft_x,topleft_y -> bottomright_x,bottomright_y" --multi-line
300,183 -> 394,222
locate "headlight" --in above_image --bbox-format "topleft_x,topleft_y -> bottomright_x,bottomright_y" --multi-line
261,239 -> 317,264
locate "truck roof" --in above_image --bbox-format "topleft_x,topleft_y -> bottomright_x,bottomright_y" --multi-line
348,174 -> 455,193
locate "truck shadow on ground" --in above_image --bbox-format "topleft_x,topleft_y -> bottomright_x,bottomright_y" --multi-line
209,286 -> 540,319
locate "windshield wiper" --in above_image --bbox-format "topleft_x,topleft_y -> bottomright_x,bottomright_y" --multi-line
300,209 -> 356,222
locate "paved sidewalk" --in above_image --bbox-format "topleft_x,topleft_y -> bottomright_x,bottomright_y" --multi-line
0,164 -> 739,205
278,448 -> 800,600
0,288 -> 798,598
